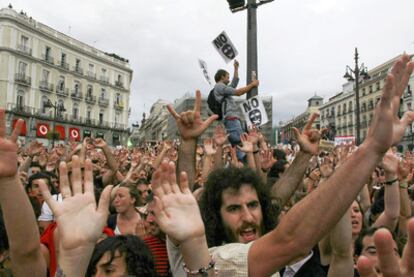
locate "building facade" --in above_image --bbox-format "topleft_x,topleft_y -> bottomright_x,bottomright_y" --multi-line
135,92 -> 273,144
0,6 -> 133,146
279,95 -> 323,143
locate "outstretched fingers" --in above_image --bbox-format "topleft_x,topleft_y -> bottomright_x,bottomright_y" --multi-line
356,256 -> 378,277
179,171 -> 190,194
194,90 -> 202,115
10,119 -> 23,143
59,161 -> 72,199
401,218 -> 414,271
97,185 -> 113,215
39,180 -> 59,213
83,159 -> 94,194
167,104 -> 181,120
374,228 -> 401,276
303,113 -> 318,131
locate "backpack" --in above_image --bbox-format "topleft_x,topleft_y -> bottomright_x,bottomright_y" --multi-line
207,89 -> 224,120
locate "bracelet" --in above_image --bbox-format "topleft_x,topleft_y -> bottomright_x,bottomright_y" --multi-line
384,178 -> 398,186
400,183 -> 408,189
183,256 -> 216,276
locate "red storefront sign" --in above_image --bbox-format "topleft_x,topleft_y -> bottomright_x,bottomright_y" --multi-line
36,123 -> 49,138
69,127 -> 80,141
12,119 -> 27,136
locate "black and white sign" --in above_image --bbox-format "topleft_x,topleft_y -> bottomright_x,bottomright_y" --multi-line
239,96 -> 268,128
198,59 -> 212,86
212,31 -> 238,63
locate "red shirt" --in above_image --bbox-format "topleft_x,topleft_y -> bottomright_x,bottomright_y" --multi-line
144,235 -> 171,276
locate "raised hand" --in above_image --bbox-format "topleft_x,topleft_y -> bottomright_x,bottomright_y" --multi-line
93,138 -> 107,149
28,140 -> 43,157
203,138 -> 216,156
247,125 -> 260,146
167,90 -> 218,140
151,161 -> 205,244
357,219 -> 414,277
213,125 -> 229,146
381,150 -> 399,177
292,113 -> 321,155
39,156 -> 113,250
366,55 -> 414,153
238,133 -> 254,153
261,149 -> 276,171
0,110 -> 22,178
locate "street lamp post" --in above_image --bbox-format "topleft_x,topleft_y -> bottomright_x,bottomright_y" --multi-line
343,48 -> 369,145
226,0 -> 274,99
44,99 -> 66,148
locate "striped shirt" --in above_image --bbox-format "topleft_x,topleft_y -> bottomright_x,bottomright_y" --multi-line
144,235 -> 171,277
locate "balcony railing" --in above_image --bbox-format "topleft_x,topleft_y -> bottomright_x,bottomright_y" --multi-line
85,95 -> 96,104
98,97 -> 109,107
39,81 -> 54,93
115,81 -> 124,88
17,44 -> 32,56
15,73 -> 31,86
73,66 -> 83,75
71,91 -> 83,101
41,54 -> 54,65
87,71 -> 96,79
8,103 -> 34,115
58,61 -> 69,70
56,86 -> 69,97
100,76 -> 109,84
114,102 -> 124,110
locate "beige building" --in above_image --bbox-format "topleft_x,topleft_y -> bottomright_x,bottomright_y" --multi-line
0,6 -> 133,146
319,54 -> 414,148
279,95 -> 323,143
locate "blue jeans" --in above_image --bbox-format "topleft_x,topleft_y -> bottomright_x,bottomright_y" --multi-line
224,118 -> 246,162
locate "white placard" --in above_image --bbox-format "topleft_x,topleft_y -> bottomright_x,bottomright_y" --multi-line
212,31 -> 238,63
334,136 -> 355,145
239,96 -> 268,128
198,59 -> 212,86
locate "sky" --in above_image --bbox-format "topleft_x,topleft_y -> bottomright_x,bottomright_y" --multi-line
7,0 -> 414,126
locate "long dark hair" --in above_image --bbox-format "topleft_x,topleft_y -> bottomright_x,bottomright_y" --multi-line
200,167 -> 279,247
86,235 -> 158,277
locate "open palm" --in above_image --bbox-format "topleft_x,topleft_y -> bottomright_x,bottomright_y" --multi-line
0,111 -> 23,178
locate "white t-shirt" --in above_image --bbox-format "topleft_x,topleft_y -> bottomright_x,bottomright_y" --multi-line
38,194 -> 62,222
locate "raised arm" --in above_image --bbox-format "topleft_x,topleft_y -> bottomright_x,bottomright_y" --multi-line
248,54 -> 414,276
151,161 -> 213,277
167,90 -> 218,190
212,125 -> 228,170
373,150 -> 400,231
270,113 -> 320,208
0,111 -> 46,277
39,156 -> 113,277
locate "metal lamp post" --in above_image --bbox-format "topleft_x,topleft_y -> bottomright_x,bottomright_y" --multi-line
44,99 -> 66,148
226,0 -> 274,99
343,48 -> 370,145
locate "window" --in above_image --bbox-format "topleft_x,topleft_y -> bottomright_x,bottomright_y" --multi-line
74,81 -> 80,93
61,53 -> 66,64
101,88 -> 106,99
89,64 -> 94,72
20,35 -> 28,47
117,74 -> 122,82
87,85 -> 93,97
57,99 -> 65,118
99,110 -> 104,124
18,62 -> 27,75
101,68 -> 106,76
45,46 -> 51,59
41,96 -> 49,114
116,93 -> 121,104
73,103 -> 79,119
75,59 -> 81,70
369,86 -> 373,93
16,93 -> 24,110
58,76 -> 65,90
376,82 -> 380,91
86,106 -> 92,120
42,69 -> 49,82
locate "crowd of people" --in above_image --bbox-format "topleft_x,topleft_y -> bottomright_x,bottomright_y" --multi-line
0,55 -> 414,277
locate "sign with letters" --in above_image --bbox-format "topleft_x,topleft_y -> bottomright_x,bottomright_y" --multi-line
239,96 -> 268,128
198,59 -> 212,86
212,31 -> 238,63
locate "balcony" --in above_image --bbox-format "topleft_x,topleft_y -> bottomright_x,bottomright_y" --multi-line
115,80 -> 124,88
87,71 -> 96,79
17,44 -> 32,56
39,81 -> 54,93
113,122 -> 126,130
56,86 -> 69,97
84,118 -> 96,126
71,91 -> 83,101
98,97 -> 109,107
8,103 -> 33,115
114,102 -> 124,111
73,66 -> 83,76
100,76 -> 109,84
15,73 -> 31,86
85,94 -> 96,104
41,54 -> 54,65
58,61 -> 69,70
